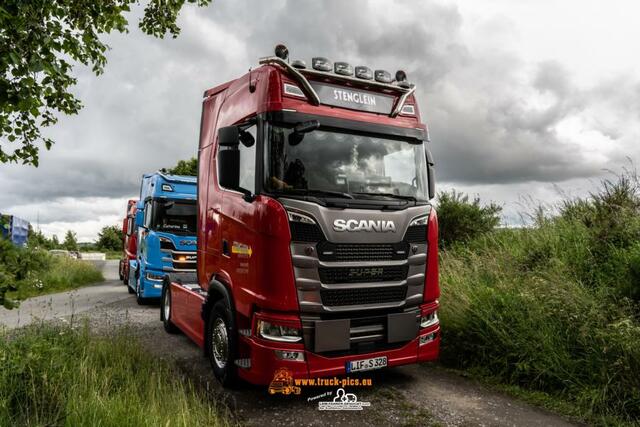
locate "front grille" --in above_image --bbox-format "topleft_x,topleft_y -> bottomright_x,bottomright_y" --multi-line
319,265 -> 408,284
404,225 -> 427,243
317,242 -> 409,262
321,285 -> 407,306
290,222 -> 325,242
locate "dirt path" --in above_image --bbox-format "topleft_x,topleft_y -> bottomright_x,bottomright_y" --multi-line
2,272 -> 580,427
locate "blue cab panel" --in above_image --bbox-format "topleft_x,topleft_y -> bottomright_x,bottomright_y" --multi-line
128,172 -> 197,300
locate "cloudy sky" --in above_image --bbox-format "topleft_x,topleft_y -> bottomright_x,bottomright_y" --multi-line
2,0 -> 639,241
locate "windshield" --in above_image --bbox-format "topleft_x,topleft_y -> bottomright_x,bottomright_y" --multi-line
266,125 -> 429,201
151,200 -> 196,234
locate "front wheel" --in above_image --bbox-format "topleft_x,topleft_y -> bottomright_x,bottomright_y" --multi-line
161,283 -> 180,334
208,300 -> 238,387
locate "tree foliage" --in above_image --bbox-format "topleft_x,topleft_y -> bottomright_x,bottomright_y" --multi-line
63,230 -> 78,251
96,224 -> 123,251
0,0 -> 212,166
437,190 -> 502,248
164,157 -> 197,176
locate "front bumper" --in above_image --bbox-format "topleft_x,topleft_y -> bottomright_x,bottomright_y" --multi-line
237,325 -> 440,385
140,270 -> 196,298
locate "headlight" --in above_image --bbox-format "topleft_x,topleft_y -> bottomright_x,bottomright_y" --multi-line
409,215 -> 429,227
257,320 -> 302,343
420,311 -> 438,328
287,210 -> 316,224
146,272 -> 165,281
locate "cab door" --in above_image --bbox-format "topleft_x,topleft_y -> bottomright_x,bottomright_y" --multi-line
218,123 -> 259,311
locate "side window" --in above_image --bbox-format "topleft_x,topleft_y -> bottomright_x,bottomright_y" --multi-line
239,125 -> 257,193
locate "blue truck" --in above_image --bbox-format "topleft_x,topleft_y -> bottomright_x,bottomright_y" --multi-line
127,172 -> 197,304
1,214 -> 30,247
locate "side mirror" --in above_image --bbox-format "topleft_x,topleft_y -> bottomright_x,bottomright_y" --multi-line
426,147 -> 435,200
217,126 -> 255,202
289,120 -> 320,146
218,126 -> 240,190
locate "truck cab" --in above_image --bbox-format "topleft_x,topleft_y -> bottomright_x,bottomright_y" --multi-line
119,199 -> 138,285
128,172 -> 197,304
162,45 -> 439,386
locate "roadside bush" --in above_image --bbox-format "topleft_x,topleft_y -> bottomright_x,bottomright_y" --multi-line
0,241 -> 103,306
439,172 -> 640,424
0,324 -> 227,426
436,190 -> 502,248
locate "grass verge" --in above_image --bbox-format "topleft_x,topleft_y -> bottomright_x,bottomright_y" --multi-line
8,256 -> 104,300
438,172 -> 640,426
0,323 -> 229,426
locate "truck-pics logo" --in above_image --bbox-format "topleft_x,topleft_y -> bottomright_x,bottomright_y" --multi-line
268,368 -> 302,395
333,219 -> 396,232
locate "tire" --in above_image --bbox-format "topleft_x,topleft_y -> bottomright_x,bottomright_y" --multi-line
207,300 -> 238,387
136,271 -> 147,305
119,260 -> 124,281
161,282 -> 180,334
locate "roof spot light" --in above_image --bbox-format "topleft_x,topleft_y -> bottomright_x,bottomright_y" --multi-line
312,57 -> 332,72
275,44 -> 289,61
291,59 -> 306,69
395,70 -> 411,88
334,62 -> 353,76
374,69 -> 392,83
355,66 -> 373,80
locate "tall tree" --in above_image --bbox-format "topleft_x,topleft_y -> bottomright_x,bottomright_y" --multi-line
96,225 -> 123,251
0,0 -> 212,166
164,157 -> 197,176
62,230 -> 78,251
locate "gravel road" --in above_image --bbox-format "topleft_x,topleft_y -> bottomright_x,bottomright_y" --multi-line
1,261 -> 580,427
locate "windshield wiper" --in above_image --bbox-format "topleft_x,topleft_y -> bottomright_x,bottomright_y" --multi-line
352,192 -> 417,202
276,189 -> 354,199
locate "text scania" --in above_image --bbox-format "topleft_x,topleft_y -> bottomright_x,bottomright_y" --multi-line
333,219 -> 396,232
333,89 -> 377,106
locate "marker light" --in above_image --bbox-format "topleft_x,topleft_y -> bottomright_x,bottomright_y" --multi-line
374,69 -> 392,83
161,184 -> 173,192
355,66 -> 373,80
283,83 -> 305,98
291,59 -> 306,69
400,105 -> 416,115
312,57 -> 332,72
274,44 -> 289,60
334,62 -> 353,76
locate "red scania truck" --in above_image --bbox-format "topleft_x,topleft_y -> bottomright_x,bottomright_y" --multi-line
119,199 -> 138,286
161,45 -> 440,386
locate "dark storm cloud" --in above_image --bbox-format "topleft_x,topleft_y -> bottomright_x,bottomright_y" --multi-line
1,0 -> 638,235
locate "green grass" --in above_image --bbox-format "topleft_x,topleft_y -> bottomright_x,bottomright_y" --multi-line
439,224 -> 640,425
0,323 -> 229,426
8,256 -> 104,300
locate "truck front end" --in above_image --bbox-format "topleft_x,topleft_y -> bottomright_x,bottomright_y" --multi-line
218,49 -> 439,384
131,173 -> 197,301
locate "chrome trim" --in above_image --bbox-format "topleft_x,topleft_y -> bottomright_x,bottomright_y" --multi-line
162,266 -> 196,272
259,56 -> 417,117
391,85 -> 416,118
259,56 -> 320,105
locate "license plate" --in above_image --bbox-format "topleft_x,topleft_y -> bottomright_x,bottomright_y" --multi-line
347,356 -> 387,373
